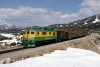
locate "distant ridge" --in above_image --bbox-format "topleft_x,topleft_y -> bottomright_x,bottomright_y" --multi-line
45,14 -> 100,30
0,20 -> 17,30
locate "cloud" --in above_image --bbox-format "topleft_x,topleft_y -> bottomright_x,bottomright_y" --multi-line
79,0 -> 100,15
61,0 -> 100,20
0,7 -> 49,27
0,6 -> 65,27
0,0 -> 100,27
80,0 -> 100,8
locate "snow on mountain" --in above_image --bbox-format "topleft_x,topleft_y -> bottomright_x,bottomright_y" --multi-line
92,15 -> 100,23
84,22 -> 88,25
66,14 -> 100,29
0,48 -> 100,67
0,20 -> 16,30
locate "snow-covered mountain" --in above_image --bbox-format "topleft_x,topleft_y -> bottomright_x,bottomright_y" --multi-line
47,14 -> 100,30
68,14 -> 100,29
92,15 -> 100,23
0,20 -> 17,30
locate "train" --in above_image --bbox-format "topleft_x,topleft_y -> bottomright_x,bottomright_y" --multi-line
22,27 -> 86,47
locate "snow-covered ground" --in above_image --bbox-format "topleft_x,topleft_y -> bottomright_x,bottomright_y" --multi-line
0,33 -> 22,46
0,48 -> 100,67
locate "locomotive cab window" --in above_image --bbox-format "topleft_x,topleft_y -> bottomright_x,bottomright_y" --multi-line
27,31 -> 30,34
31,31 -> 34,34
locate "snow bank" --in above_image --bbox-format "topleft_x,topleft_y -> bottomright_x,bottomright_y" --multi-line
0,33 -> 22,46
1,33 -> 14,38
0,48 -> 100,67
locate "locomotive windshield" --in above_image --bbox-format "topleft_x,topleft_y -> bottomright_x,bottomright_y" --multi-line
27,31 -> 30,34
31,31 -> 34,34
26,31 -> 34,34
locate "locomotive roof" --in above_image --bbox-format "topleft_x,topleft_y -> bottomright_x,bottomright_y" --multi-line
25,28 -> 56,32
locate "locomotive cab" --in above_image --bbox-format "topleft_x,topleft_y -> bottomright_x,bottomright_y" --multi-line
22,29 -> 36,47
23,30 -> 35,39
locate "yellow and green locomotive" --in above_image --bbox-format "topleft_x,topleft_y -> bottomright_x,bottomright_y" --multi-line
22,28 -> 57,47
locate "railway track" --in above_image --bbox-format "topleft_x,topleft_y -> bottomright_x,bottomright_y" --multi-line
0,37 -> 86,61
0,46 -> 25,54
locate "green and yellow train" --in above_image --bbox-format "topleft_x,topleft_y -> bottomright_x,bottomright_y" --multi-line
22,27 -> 86,47
22,28 -> 57,47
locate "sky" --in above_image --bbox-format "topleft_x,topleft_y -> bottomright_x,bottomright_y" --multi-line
0,0 -> 100,27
